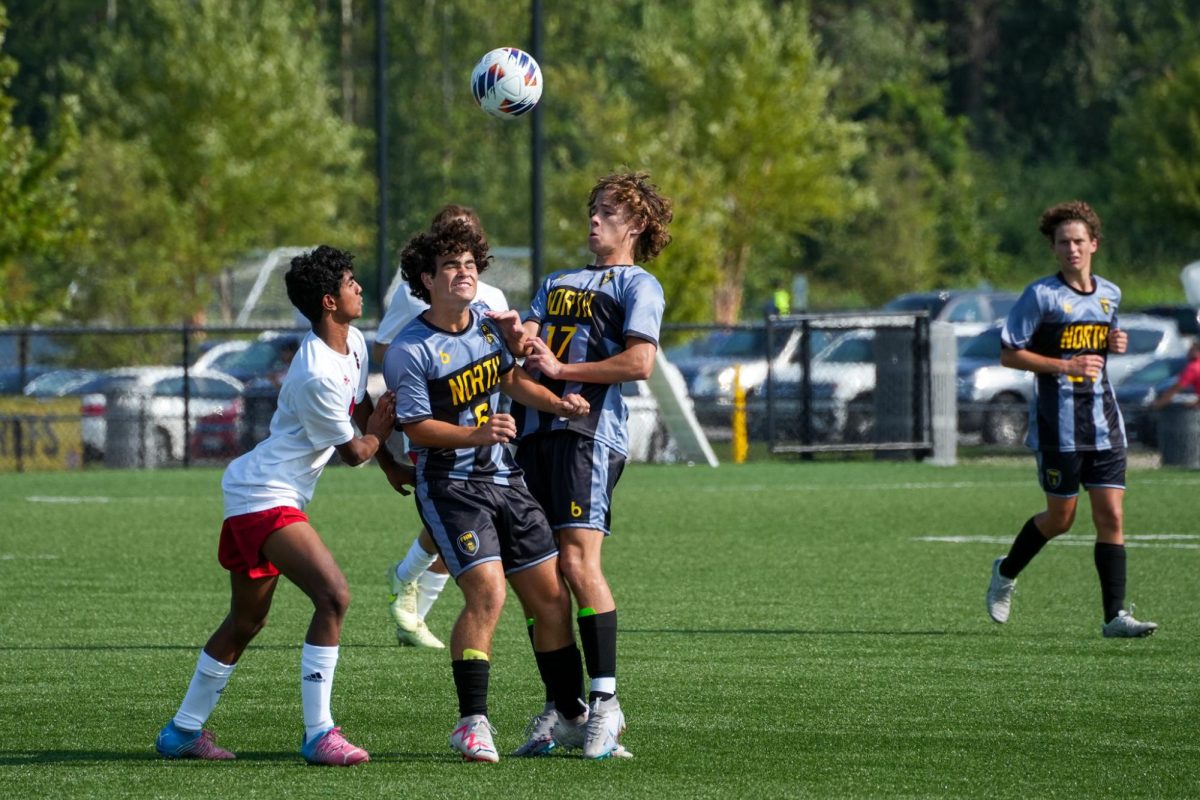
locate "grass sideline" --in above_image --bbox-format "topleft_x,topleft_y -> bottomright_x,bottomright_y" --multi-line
1,461 -> 1197,798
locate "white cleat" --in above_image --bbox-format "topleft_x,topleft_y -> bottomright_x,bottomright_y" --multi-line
552,706 -> 588,751
512,703 -> 558,757
1102,607 -> 1158,638
396,619 -> 445,649
388,563 -> 420,633
449,714 -> 499,763
582,696 -> 627,760
986,556 -> 1016,624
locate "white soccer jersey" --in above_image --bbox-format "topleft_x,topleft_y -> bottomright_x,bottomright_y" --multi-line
222,327 -> 368,517
375,280 -> 508,349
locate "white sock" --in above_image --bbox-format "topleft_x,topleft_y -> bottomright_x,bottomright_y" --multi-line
590,677 -> 617,698
395,536 -> 438,584
174,650 -> 236,731
301,643 -> 339,741
416,570 -> 450,619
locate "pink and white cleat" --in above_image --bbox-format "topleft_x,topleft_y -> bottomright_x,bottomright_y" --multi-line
300,726 -> 370,766
449,714 -> 499,763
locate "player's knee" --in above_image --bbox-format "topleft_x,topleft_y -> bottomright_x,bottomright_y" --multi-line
232,612 -> 269,643
556,550 -> 594,589
1093,507 -> 1122,536
1041,511 -> 1075,536
311,579 -> 351,620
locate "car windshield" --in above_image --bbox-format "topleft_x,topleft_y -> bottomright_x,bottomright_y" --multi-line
216,340 -> 284,374
1124,328 -> 1164,355
991,296 -> 1016,318
820,335 -> 873,364
709,329 -> 788,359
961,328 -> 1002,359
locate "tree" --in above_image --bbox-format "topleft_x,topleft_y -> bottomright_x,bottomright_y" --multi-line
0,3 -> 83,325
66,0 -> 372,327
1110,54 -> 1200,257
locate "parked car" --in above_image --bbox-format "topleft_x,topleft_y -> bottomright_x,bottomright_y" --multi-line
79,367 -> 245,466
1137,304 -> 1200,337
1,365 -> 52,394
194,332 -> 302,384
1114,355 -> 1193,447
882,289 -> 1019,338
1106,313 -> 1190,385
23,369 -> 103,398
688,325 -> 833,428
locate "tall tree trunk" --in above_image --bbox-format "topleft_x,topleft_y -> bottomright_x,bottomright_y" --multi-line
713,242 -> 751,324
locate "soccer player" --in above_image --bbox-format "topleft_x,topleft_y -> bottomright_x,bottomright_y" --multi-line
487,171 -> 673,759
985,201 -> 1158,638
375,205 -> 509,651
155,246 -> 412,765
383,220 -> 592,763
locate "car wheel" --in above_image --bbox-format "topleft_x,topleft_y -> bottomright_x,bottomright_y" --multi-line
983,394 -> 1026,446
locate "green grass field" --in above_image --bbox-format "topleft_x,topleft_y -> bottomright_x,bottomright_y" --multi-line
2,460 -> 1198,798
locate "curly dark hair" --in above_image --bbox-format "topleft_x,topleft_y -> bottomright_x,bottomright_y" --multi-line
285,245 -> 355,327
1038,201 -> 1102,243
588,171 -> 674,262
399,219 -> 492,304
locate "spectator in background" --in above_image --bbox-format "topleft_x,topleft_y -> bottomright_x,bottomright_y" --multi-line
1151,337 -> 1200,410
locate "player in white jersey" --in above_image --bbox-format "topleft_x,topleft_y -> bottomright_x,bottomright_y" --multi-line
376,205 -> 510,651
155,246 -> 412,766
488,172 -> 673,759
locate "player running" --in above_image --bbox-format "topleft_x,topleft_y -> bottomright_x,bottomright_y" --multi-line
985,201 -> 1158,638
154,246 -> 412,765
383,220 -> 591,762
488,171 -> 673,759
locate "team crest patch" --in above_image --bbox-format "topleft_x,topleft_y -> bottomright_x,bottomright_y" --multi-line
1045,469 -> 1062,489
1100,297 -> 1111,314
440,351 -> 451,364
600,269 -> 616,287
456,530 -> 480,556
1063,302 -> 1072,314
480,323 -> 496,344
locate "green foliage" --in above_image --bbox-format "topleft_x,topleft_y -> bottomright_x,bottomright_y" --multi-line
1110,54 -> 1200,252
0,3 -> 84,325
64,0 -> 372,332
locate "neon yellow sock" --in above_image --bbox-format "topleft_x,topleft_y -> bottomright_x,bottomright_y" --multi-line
462,648 -> 489,662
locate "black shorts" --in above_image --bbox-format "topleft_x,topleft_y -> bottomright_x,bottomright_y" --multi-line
516,432 -> 626,534
414,478 -> 557,579
1035,448 -> 1126,496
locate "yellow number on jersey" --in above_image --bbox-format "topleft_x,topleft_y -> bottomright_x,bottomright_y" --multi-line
544,324 -> 578,360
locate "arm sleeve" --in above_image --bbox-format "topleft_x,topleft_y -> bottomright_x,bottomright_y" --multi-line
524,277 -> 551,324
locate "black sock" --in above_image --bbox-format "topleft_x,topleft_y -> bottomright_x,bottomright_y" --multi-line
1000,516 -> 1050,579
534,644 -> 586,719
451,659 -> 489,718
577,609 -> 617,702
526,617 -> 553,703
1094,543 -> 1127,623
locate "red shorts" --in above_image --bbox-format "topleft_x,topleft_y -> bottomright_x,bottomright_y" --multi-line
217,506 -> 308,579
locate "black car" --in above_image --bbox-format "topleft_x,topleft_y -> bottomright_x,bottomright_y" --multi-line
1115,355 -> 1192,446
1138,305 -> 1200,337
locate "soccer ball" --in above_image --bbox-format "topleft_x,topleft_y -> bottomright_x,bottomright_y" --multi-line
470,47 -> 543,119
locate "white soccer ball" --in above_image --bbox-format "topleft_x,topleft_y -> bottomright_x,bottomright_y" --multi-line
470,47 -> 543,120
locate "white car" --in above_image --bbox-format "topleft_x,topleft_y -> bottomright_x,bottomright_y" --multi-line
81,367 -> 245,466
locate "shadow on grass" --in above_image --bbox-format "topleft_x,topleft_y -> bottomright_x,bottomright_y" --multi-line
625,627 -> 994,637
0,749 -> 454,765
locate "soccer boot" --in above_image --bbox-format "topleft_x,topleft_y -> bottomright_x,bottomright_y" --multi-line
582,696 -> 628,760
300,726 -> 370,766
1102,607 -> 1158,638
155,720 -> 236,760
449,714 -> 499,763
986,556 -> 1016,624
512,703 -> 558,757
396,618 -> 446,649
388,562 -> 420,635
552,705 -> 588,751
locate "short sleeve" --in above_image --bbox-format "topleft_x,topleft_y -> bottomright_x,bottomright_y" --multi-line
377,285 -> 428,347
1001,285 -> 1042,350
295,375 -> 357,449
624,272 -> 665,347
384,343 -> 433,424
525,276 -> 551,324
